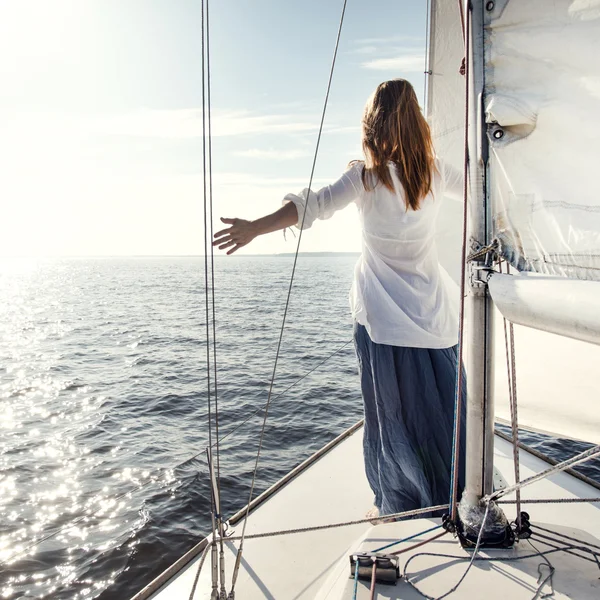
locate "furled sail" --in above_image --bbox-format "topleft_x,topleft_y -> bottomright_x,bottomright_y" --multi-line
485,1 -> 600,444
428,0 -> 600,444
485,1 -> 600,281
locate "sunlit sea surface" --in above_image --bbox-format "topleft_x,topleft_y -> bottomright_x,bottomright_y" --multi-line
1,257 -> 598,600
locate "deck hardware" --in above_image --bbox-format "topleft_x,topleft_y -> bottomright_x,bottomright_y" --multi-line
493,128 -> 505,139
349,552 -> 400,584
486,1 -> 495,10
442,514 -> 457,534
513,511 -> 532,539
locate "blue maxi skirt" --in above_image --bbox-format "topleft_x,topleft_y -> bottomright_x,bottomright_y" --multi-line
354,322 -> 466,518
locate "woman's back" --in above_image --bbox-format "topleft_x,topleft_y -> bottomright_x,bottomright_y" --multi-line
348,157 -> 462,349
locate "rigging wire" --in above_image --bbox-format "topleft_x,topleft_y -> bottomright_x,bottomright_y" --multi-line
225,504 -> 449,541
205,0 -> 221,513
227,1 -> 349,594
423,0 -> 432,109
501,261 -> 522,528
448,0 -> 470,523
485,443 -> 600,503
214,340 -> 352,447
199,0 -> 227,595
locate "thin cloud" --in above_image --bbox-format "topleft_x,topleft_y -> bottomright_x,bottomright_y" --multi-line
94,109 -> 319,138
234,148 -> 310,161
361,54 -> 425,72
214,172 -> 332,187
347,45 -> 378,55
354,35 -> 425,46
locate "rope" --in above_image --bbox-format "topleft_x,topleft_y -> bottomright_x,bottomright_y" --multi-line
369,557 -> 377,600
532,524 -> 600,553
457,0 -> 466,41
494,426 -> 600,492
466,239 -> 498,262
224,505 -> 449,541
352,560 -> 360,600
404,545 -> 600,600
405,501 -> 492,600
532,532 -> 600,567
449,0 -> 470,523
188,543 -> 210,600
373,524 -> 442,553
485,444 -> 600,503
500,261 -> 522,528
498,497 -> 600,505
228,2 -> 349,593
526,539 -> 555,600
390,531 -> 447,557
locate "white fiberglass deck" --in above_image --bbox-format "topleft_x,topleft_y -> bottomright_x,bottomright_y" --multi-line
145,425 -> 600,600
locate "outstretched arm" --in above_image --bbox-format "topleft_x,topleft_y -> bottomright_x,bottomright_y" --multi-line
212,201 -> 298,255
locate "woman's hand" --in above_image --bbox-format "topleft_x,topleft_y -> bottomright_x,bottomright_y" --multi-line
213,217 -> 258,255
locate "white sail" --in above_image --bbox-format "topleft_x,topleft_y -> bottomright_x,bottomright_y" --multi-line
485,1 -> 600,280
427,0 -> 465,284
428,0 -> 600,444
485,1 -> 600,444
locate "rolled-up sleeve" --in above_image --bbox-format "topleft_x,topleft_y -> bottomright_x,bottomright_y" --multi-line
442,160 -> 464,202
283,163 -> 363,230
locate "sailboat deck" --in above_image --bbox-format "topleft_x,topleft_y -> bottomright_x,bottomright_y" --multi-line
139,424 -> 600,599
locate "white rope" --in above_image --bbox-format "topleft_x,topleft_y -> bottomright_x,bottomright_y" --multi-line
485,444 -> 600,503
501,261 -> 522,528
224,505 -> 449,541
498,497 -> 600,504
188,544 -> 210,600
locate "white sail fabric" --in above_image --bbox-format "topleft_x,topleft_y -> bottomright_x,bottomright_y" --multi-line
427,0 -> 465,285
427,0 -> 600,444
485,1 -> 600,442
485,1 -> 600,281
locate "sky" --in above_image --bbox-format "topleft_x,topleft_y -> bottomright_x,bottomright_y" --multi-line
0,0 -> 428,256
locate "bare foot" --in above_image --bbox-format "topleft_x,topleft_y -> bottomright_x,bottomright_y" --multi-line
366,506 -> 395,525
366,506 -> 380,523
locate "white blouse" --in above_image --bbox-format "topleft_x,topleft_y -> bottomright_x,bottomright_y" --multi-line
283,158 -> 463,349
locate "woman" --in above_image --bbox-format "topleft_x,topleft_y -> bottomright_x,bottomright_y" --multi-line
213,79 -> 466,520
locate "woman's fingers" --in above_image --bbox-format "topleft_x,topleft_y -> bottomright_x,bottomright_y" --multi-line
214,227 -> 232,239
218,240 -> 235,250
227,243 -> 244,255
220,217 -> 236,224
213,233 -> 232,246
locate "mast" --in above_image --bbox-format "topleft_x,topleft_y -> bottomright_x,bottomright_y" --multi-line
459,0 -> 509,541
463,0 -> 494,507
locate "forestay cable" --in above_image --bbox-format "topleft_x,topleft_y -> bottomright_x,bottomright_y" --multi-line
227,4 -> 349,593
200,0 -> 227,595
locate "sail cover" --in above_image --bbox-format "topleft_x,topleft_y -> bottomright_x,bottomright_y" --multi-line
485,1 -> 600,281
428,0 -> 600,444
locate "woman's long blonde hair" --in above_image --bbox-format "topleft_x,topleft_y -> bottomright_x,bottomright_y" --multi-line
360,79 -> 435,211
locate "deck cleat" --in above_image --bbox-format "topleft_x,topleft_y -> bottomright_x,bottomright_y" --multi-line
349,552 -> 400,584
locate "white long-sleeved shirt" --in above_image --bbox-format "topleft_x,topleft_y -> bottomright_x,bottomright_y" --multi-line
283,158 -> 463,348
